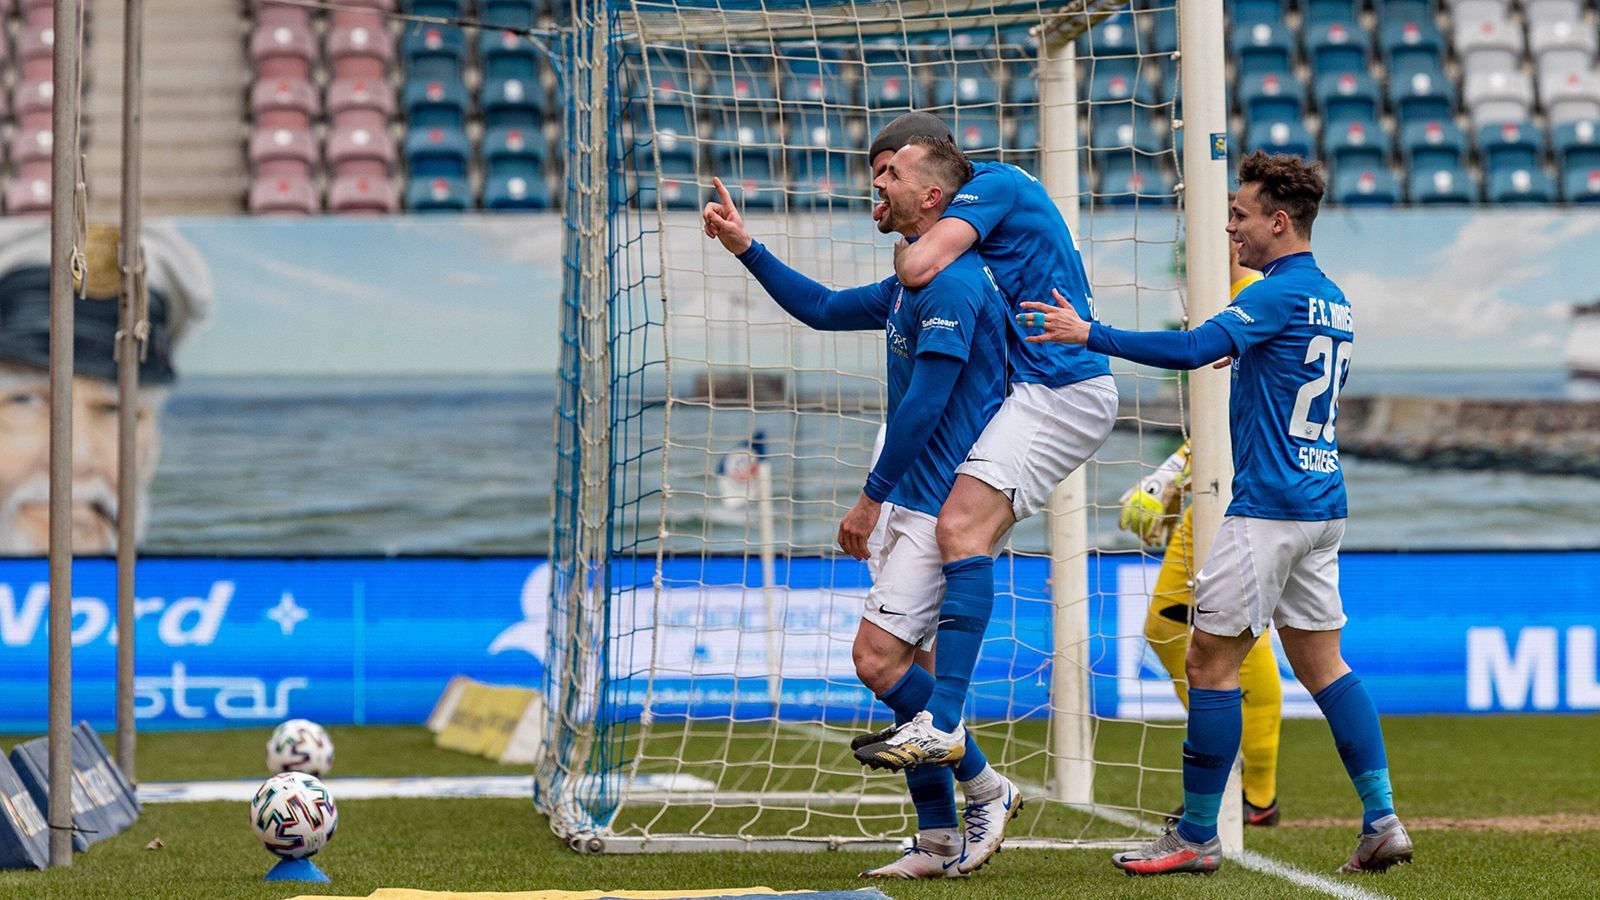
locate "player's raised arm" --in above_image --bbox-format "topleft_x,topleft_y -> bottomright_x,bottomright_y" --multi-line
705,175 -> 890,332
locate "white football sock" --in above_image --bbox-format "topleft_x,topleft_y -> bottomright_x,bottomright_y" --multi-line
960,764 -> 1004,804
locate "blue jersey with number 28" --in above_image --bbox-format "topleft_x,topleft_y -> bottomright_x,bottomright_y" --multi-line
1209,252 -> 1352,521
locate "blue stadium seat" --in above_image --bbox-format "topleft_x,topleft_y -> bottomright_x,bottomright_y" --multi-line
403,77 -> 470,130
1232,0 -> 1285,29
1091,109 -> 1166,163
404,125 -> 470,177
1485,166 -> 1556,203
405,175 -> 472,212
787,151 -> 858,207
1479,121 -> 1545,172
485,160 -> 553,210
863,62 -> 922,109
1239,71 -> 1305,123
1006,64 -> 1038,106
786,109 -> 854,153
1561,164 -> 1600,203
401,25 -> 467,81
780,60 -> 854,106
1147,8 -> 1178,55
1380,19 -> 1444,83
481,76 -> 545,129
624,48 -> 696,107
708,113 -> 777,170
480,29 -> 539,81
952,111 -> 1004,158
638,157 -> 701,210
1097,157 -> 1176,206
1246,119 -> 1315,159
1315,71 -> 1382,131
930,62 -> 1002,107
931,28 -> 997,63
1408,165 -> 1474,203
1332,166 -> 1401,205
997,23 -> 1039,59
1080,12 -> 1140,57
483,0 -> 538,29
1232,22 -> 1294,79
1306,21 -> 1371,81
1400,118 -> 1468,171
1553,120 -> 1600,170
721,154 -> 783,210
1325,118 -> 1392,171
404,0 -> 467,17
1009,118 -> 1039,154
635,103 -> 699,164
1088,64 -> 1157,106
483,124 -> 548,167
1375,0 -> 1434,28
1305,0 -> 1360,27
1389,70 -> 1456,127
706,55 -> 778,108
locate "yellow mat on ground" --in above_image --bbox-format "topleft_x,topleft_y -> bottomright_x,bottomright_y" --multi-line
285,889 -> 850,900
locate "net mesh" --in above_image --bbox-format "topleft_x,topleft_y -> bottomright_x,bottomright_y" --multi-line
541,0 -> 1206,852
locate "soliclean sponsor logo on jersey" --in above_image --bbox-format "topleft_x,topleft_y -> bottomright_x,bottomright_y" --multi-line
922,316 -> 960,331
953,192 -> 981,204
1222,305 -> 1255,324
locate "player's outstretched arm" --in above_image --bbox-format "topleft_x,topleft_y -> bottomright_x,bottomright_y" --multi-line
705,176 -> 889,332
1019,289 -> 1236,370
892,217 -> 979,289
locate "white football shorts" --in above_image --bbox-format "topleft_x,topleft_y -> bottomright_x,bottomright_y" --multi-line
1192,515 -> 1348,637
862,504 -> 945,650
954,375 -> 1119,521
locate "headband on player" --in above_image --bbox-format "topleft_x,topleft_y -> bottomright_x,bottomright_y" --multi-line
868,112 -> 954,165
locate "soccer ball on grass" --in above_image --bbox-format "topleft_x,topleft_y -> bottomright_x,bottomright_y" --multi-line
267,718 -> 334,775
250,771 -> 338,859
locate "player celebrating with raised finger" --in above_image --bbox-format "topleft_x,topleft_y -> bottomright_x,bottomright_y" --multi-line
1021,151 -> 1410,877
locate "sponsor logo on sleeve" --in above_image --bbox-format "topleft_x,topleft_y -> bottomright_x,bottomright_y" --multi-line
1222,305 -> 1255,324
921,316 -> 960,331
952,192 -> 981,204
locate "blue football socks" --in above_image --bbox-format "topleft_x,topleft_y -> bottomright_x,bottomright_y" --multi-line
1176,687 -> 1243,844
879,665 -> 956,830
1314,672 -> 1395,833
928,556 -> 994,733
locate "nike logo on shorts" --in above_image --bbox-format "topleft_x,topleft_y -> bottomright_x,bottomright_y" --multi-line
877,607 -> 906,617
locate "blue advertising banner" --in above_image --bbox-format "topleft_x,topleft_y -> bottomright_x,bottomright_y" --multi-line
0,553 -> 1595,733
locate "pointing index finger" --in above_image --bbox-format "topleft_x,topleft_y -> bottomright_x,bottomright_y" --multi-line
712,176 -> 734,210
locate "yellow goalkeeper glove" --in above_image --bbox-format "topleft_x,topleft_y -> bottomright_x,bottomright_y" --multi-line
1118,480 -> 1173,547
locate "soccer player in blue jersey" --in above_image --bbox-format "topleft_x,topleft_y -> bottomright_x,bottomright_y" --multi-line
1018,151 -> 1411,877
704,134 -> 1017,878
856,120 -> 1119,780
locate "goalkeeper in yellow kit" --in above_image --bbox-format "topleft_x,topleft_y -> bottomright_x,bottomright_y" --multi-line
1120,247 -> 1283,827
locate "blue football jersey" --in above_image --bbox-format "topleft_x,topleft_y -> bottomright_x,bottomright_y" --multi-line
884,251 -> 1008,516
1209,252 -> 1353,521
941,160 -> 1112,388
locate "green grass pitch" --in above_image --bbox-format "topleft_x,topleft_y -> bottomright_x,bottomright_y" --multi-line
1,715 -> 1596,899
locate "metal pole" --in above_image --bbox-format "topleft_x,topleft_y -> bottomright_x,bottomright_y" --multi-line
1039,29 -> 1093,807
116,0 -> 147,785
1177,0 -> 1244,855
47,0 -> 84,869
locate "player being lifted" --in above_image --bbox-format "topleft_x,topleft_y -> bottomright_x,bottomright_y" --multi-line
850,113 -> 1119,784
704,133 -> 1017,878
1123,241 -> 1285,828
1020,151 -> 1411,876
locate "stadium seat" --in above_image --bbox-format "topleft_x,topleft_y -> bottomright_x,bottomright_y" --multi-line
1080,13 -> 1139,57
707,111 -> 777,165
931,28 -> 997,62
1316,71 -> 1382,131
0,89 -> 11,125
1375,0 -> 1434,26
403,77 -> 470,130
10,126 -> 51,170
1530,21 -> 1596,83
863,62 -> 922,110
1542,71 -> 1600,124
930,62 -> 1002,107
481,29 -> 540,81
634,103 -> 698,164
998,22 -> 1041,59
625,48 -> 695,107
1553,119 -> 1600,170
1087,65 -> 1157,106
328,124 -> 398,177
402,25 -> 467,82
250,21 -> 317,80
1090,110 -> 1166,163
1465,70 -> 1535,128
329,174 -> 399,214
1408,165 -> 1474,203
484,162 -> 554,210
16,23 -> 52,80
252,78 -> 319,131
1097,157 -> 1176,206
1231,0 -> 1285,29
1454,9 -> 1524,74
1305,0 -> 1360,27
484,124 -> 549,168
1331,166 -> 1402,204
1526,0 -> 1584,25
1306,21 -> 1371,81
1325,119 -> 1392,171
706,55 -> 779,108
329,21 -> 394,80
248,174 -> 320,215
328,77 -> 397,129
5,175 -> 50,215
1381,18 -> 1446,83
1239,72 -> 1305,123
720,154 -> 782,210
13,77 -> 53,129
951,111 -> 1003,158
1485,166 -> 1556,203
482,76 -> 546,129
1007,118 -> 1040,156
1390,70 -> 1456,126
403,0 -> 467,17
1005,65 -> 1038,106
19,0 -> 58,28
1232,22 -> 1293,79
483,0 -> 538,29
1246,119 -> 1314,159
405,125 -> 470,177
1401,118 -> 1469,171
405,175 -> 473,212
1560,165 -> 1600,202
249,127 -> 319,178
638,158 -> 702,211
1147,8 -> 1178,56
780,60 -> 855,106
785,109 -> 854,153
1479,121 -> 1545,172
326,0 -> 390,30
787,151 -> 856,207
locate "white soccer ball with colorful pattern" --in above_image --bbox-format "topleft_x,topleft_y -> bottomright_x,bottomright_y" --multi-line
250,772 -> 339,859
267,718 -> 334,776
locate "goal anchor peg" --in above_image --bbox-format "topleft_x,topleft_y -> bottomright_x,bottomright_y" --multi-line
263,857 -> 331,883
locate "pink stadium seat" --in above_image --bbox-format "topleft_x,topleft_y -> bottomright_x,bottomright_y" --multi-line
328,174 -> 397,214
328,22 -> 394,80
6,175 -> 51,215
327,77 -> 397,119
252,77 -> 319,130
0,89 -> 10,123
250,22 -> 317,80
330,7 -> 386,31
11,126 -> 52,169
20,0 -> 55,28
254,6 -> 312,30
327,124 -> 397,177
15,160 -> 52,181
13,78 -> 54,129
249,126 -> 318,178
18,24 -> 55,80
249,174 -> 320,215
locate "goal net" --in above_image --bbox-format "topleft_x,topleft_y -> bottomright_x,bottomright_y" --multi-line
541,0 -> 1211,853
